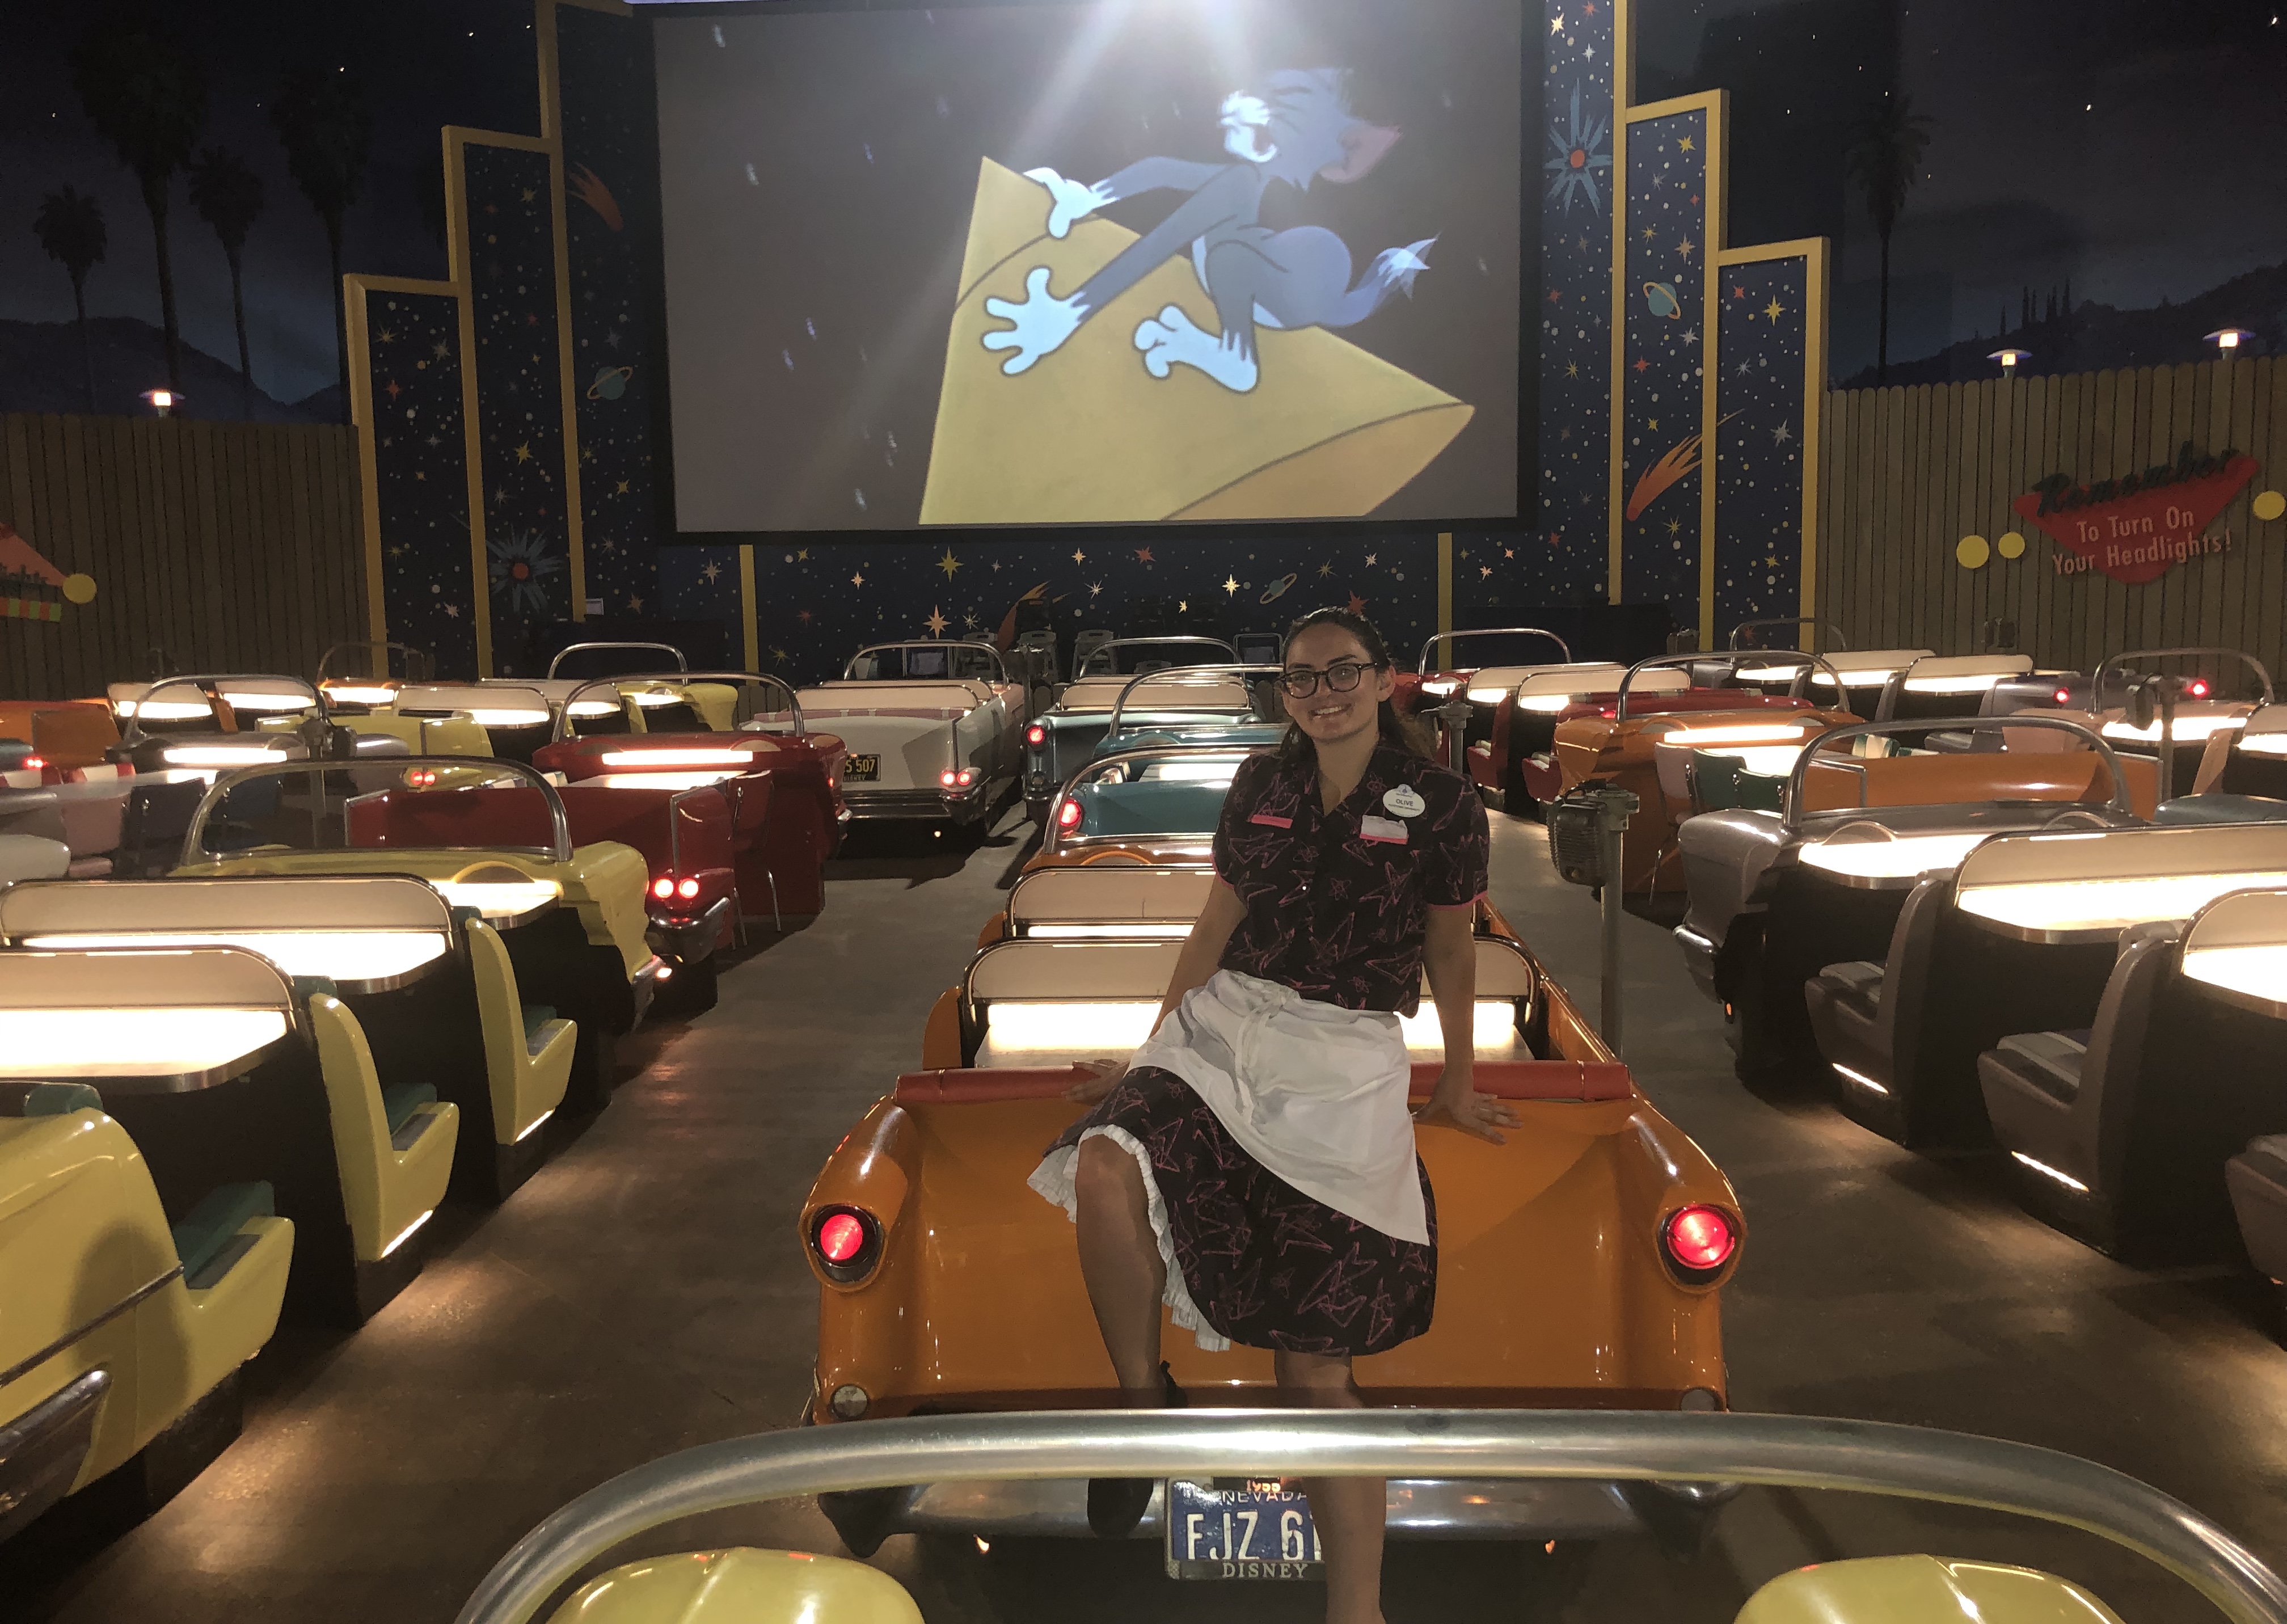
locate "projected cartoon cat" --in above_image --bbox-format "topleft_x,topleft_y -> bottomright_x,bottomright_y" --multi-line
981,69 -> 1433,394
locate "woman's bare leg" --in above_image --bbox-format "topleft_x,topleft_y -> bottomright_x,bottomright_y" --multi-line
1276,1350 -> 1385,1624
1073,1134 -> 1167,1397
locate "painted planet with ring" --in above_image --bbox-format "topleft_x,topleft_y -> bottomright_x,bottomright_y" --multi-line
1642,281 -> 1682,319
1258,571 -> 1299,606
587,364 -> 635,402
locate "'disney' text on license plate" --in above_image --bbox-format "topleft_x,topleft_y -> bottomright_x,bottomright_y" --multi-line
1164,1478 -> 1322,1580
842,753 -> 880,782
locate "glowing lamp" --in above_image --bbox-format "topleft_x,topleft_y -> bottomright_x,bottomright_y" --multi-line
2206,329 -> 2254,352
1025,724 -> 1047,747
940,770 -> 958,787
141,388 -> 180,416
651,876 -> 675,900
324,683 -> 397,706
2053,687 -> 2073,705
1988,348 -> 2030,372
2187,678 -> 2212,699
1663,1205 -> 1737,1272
1055,798 -> 1083,830
816,1212 -> 867,1264
676,876 -> 700,900
599,749 -> 750,767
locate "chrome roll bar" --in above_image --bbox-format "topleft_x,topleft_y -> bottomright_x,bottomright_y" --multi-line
1074,635 -> 1239,677
317,640 -> 434,684
1777,716 -> 2135,833
1045,740 -> 1273,853
181,757 -> 574,869
839,640 -> 1011,685
2092,647 -> 2276,710
547,641 -> 687,680
454,1408 -> 2287,1624
1105,663 -> 1283,742
551,672 -> 806,744
122,673 -> 327,743
1614,652 -> 1845,721
1728,616 -> 1850,652
1417,626 -> 1573,674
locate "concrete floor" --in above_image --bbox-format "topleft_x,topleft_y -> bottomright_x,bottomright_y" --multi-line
11,803 -> 2285,1623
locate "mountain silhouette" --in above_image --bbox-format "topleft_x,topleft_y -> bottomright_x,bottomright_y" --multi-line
0,316 -> 345,423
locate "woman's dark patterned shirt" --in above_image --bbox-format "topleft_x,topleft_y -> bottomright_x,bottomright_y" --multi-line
1210,743 -> 1489,1014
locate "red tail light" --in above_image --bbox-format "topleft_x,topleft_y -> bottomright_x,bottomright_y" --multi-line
955,768 -> 976,787
676,876 -> 701,900
1026,724 -> 1047,747
940,769 -> 958,787
1056,798 -> 1083,830
810,1205 -> 881,1283
1663,1206 -> 1737,1279
651,876 -> 675,900
405,766 -> 439,788
23,756 -> 45,773
2053,688 -> 2071,705
2187,678 -> 2212,699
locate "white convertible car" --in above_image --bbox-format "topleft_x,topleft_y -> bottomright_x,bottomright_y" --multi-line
794,642 -> 1028,825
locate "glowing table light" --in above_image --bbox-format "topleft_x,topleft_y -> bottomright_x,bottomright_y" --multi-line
218,691 -> 312,712
1517,694 -> 1580,714
431,879 -> 561,920
599,749 -> 755,768
1958,871 -> 2287,938
1140,761 -> 1241,784
977,999 -> 1521,1060
1662,723 -> 1811,747
3,1007 -> 289,1079
1904,674 -> 2010,694
163,744 -> 289,768
2180,944 -> 2287,1014
322,684 -> 398,706
23,930 -> 448,985
588,771 -> 746,791
1023,922 -> 1196,939
1419,680 -> 1461,699
125,699 -> 215,721
1800,831 -> 1991,880
2238,733 -> 2287,756
2101,715 -> 2248,743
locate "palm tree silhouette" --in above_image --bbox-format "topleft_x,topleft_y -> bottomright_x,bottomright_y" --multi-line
1845,94 -> 1933,386
188,147 -> 265,417
271,67 -> 372,420
33,187 -> 109,413
71,17 -> 207,397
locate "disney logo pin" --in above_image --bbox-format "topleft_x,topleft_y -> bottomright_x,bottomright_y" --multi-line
1382,784 -> 1426,819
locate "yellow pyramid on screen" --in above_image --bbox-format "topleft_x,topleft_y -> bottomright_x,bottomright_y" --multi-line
919,159 -> 1473,525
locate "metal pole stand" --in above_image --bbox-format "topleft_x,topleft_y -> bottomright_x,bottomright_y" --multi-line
1592,786 -> 1639,1052
1433,698 -> 1473,778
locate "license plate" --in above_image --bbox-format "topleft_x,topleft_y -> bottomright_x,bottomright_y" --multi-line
843,753 -> 879,782
1163,1478 -> 1321,1580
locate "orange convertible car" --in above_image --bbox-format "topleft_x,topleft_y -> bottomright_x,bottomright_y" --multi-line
798,863 -> 1745,1560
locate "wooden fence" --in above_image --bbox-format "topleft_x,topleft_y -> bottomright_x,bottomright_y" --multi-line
0,414 -> 368,702
1817,356 -> 2287,682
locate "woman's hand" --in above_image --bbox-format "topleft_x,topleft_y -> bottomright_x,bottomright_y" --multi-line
1412,1077 -> 1523,1144
1066,1057 -> 1129,1103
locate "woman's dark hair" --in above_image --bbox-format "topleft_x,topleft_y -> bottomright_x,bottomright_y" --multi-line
1274,605 -> 1433,764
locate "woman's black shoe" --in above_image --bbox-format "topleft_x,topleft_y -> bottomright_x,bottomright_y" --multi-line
1087,1364 -> 1188,1537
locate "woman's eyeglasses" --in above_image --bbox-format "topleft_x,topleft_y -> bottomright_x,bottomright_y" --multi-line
1278,660 -> 1383,698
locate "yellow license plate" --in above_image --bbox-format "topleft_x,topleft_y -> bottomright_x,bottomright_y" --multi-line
843,754 -> 879,782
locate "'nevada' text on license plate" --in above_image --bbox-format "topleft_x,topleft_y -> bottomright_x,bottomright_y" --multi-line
1164,1478 -> 1322,1580
843,753 -> 880,782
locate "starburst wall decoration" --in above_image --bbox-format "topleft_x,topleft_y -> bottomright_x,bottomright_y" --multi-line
1545,81 -> 1613,216
488,527 -> 565,617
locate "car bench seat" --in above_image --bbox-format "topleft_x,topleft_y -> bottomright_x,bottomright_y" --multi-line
1803,873 -> 1950,1134
2228,1137 -> 2287,1289
1975,922 -> 2179,1255
0,1087 -> 293,1536
468,916 -> 575,1171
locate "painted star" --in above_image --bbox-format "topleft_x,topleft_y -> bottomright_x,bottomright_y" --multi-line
1134,546 -> 1155,563
1071,547 -> 1087,564
938,549 -> 962,579
1732,285 -> 1747,300
377,327 -> 397,344
1678,134 -> 1696,153
1682,326 -> 1698,344
851,571 -> 864,587
1347,592 -> 1368,614
925,606 -> 949,635
1736,360 -> 1754,376
628,595 -> 645,613
412,470 -> 426,482
614,479 -> 631,495
1665,517 -> 1683,537
1088,581 -> 1103,598
1363,552 -> 1378,566
1641,225 -> 1657,242
383,380 -> 403,401
1547,288 -> 1564,305
1565,361 -> 1580,378
771,647 -> 790,664
701,560 -> 723,583
1479,565 -> 1492,579
1318,562 -> 1335,577
1504,547 -> 1516,559
797,609 -> 814,623
1773,423 -> 1795,444
1632,357 -> 1651,373
797,548 -> 810,562
521,188 -> 537,203
1551,11 -> 1564,31
1223,575 -> 1240,596
432,341 -> 450,360
442,602 -> 461,618
1177,600 -> 1189,612
1765,298 -> 1787,322
1647,417 -> 1660,431
514,442 -> 534,463
1677,235 -> 1695,258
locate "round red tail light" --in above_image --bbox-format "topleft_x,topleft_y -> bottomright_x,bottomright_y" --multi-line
651,876 -> 675,901
940,769 -> 959,787
2053,688 -> 2072,706
811,1205 -> 881,1283
1026,724 -> 1046,747
1664,1206 -> 1737,1278
1056,798 -> 1083,830
23,756 -> 45,772
2188,678 -> 2212,699
956,768 -> 976,786
676,876 -> 701,900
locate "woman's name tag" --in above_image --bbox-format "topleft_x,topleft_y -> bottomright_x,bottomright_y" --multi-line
1360,815 -> 1409,844
1382,784 -> 1426,819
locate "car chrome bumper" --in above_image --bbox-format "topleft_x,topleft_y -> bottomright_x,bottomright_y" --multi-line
1674,923 -> 1719,1001
645,896 -> 733,964
825,1473 -> 1708,1544
844,784 -> 995,823
0,1367 -> 111,1541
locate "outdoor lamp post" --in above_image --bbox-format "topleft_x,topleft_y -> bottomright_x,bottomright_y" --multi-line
140,389 -> 181,417
2205,328 -> 2255,356
1988,348 -> 2030,375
